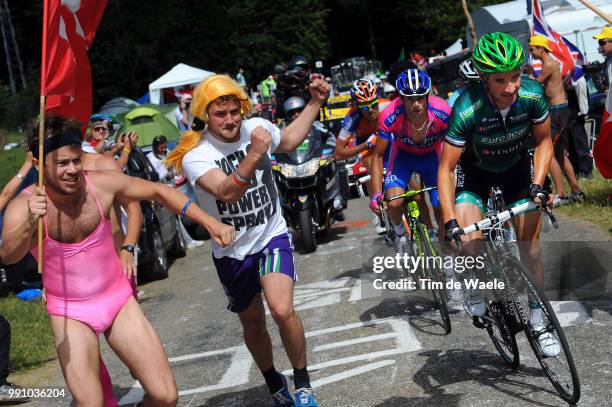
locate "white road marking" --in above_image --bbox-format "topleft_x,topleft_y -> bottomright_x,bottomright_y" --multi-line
310,360 -> 396,388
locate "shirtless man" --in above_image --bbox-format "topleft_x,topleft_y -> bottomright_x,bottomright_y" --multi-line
529,36 -> 584,205
0,117 -> 235,406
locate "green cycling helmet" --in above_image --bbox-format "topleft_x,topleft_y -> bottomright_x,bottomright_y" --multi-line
472,32 -> 525,74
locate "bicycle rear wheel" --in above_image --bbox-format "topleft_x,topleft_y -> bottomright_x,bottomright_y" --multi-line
504,257 -> 581,404
416,224 -> 451,334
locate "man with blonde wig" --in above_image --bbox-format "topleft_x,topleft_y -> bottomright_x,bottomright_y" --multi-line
166,75 -> 329,407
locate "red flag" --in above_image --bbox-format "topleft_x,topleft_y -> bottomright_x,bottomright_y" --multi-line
594,91 -> 612,180
41,0 -> 107,129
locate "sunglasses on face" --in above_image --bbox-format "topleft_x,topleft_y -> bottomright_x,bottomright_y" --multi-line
598,39 -> 611,46
358,101 -> 379,111
92,126 -> 109,132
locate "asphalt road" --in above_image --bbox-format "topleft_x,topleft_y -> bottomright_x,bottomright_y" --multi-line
18,198 -> 612,407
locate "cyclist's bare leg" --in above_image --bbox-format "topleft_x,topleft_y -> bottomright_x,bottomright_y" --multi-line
385,186 -> 406,227
363,155 -> 374,197
238,294 -> 275,370
513,212 -> 544,288
455,203 -> 483,244
433,206 -> 445,238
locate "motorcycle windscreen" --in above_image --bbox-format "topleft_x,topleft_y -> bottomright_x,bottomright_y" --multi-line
275,127 -> 323,165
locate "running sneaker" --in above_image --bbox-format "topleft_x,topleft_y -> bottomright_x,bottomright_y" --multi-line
532,323 -> 561,357
553,195 -> 570,208
569,191 -> 586,203
464,292 -> 486,317
393,232 -> 409,256
294,386 -> 319,407
271,375 -> 293,407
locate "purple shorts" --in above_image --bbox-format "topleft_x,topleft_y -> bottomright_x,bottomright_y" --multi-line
212,233 -> 297,313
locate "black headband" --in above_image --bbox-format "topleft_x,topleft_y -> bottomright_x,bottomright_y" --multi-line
32,132 -> 82,159
191,117 -> 206,131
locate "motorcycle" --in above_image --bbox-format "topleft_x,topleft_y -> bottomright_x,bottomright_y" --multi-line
272,124 -> 341,253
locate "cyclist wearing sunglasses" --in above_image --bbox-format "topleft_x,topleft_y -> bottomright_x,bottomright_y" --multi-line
438,33 -> 561,356
335,79 -> 389,220
370,68 -> 451,253
334,79 -> 388,162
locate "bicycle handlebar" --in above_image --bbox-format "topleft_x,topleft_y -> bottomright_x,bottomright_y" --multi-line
461,200 -> 558,236
385,186 -> 438,202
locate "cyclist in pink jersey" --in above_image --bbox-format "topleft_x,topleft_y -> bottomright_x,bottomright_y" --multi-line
370,69 -> 451,254
0,116 -> 235,407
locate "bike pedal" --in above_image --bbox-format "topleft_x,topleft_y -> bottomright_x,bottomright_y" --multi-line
472,316 -> 487,329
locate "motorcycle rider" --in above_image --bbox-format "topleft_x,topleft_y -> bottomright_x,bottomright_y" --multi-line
283,97 -> 345,221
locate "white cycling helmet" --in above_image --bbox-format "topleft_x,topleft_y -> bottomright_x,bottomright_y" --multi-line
459,60 -> 480,82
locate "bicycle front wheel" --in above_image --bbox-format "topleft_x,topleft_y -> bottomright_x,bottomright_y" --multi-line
504,257 -> 581,404
416,224 -> 451,334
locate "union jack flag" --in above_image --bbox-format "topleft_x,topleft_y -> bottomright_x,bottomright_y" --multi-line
530,0 -> 585,83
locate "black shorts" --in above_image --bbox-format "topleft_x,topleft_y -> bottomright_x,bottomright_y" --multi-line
455,153 -> 533,213
550,104 -> 570,154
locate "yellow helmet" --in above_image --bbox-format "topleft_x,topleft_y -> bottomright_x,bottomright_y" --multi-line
593,26 -> 612,40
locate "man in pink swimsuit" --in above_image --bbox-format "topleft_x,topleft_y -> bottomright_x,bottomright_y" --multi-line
0,116 -> 235,406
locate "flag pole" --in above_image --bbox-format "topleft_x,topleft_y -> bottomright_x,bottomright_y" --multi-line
462,0 -> 478,47
576,0 -> 611,24
38,0 -> 50,274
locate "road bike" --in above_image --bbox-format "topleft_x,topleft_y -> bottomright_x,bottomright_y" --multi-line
386,187 -> 451,334
454,187 -> 580,403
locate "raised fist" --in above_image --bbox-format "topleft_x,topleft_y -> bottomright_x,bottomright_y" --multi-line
250,126 -> 272,158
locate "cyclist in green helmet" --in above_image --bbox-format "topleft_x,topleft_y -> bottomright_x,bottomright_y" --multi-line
438,32 -> 559,357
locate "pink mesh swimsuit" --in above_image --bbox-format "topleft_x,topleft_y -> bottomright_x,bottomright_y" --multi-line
29,173 -> 133,333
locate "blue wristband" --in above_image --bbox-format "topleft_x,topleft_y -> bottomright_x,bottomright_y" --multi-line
181,198 -> 193,217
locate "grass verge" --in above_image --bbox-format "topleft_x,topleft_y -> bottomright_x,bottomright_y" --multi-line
0,296 -> 55,373
0,131 -> 27,189
555,169 -> 611,237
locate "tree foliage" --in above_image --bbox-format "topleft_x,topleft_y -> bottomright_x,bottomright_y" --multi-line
1,0 -> 505,129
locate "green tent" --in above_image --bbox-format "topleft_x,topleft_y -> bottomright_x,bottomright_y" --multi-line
120,106 -> 180,147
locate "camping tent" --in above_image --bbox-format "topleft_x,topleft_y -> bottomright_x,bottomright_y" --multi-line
98,97 -> 140,115
148,63 -> 215,104
121,106 -> 180,147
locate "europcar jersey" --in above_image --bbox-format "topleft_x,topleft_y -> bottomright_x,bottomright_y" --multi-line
378,95 -> 451,155
446,77 -> 549,173
182,118 -> 287,260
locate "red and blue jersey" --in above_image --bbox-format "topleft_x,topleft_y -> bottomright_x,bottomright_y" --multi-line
377,95 -> 451,156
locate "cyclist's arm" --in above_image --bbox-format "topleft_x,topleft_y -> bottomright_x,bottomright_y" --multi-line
531,117 -> 553,186
438,143 -> 463,223
334,134 -> 370,160
370,137 -> 389,197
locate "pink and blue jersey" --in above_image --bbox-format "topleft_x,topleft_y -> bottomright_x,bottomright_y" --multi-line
378,96 -> 451,207
378,95 -> 451,156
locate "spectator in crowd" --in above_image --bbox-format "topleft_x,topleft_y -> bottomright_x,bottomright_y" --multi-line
593,27 -> 612,195
146,135 -> 204,250
0,315 -> 29,402
594,26 -> 612,87
236,68 -> 247,90
176,93 -> 194,132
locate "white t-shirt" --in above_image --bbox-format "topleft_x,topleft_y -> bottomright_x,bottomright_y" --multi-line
147,151 -> 169,181
182,117 -> 287,260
